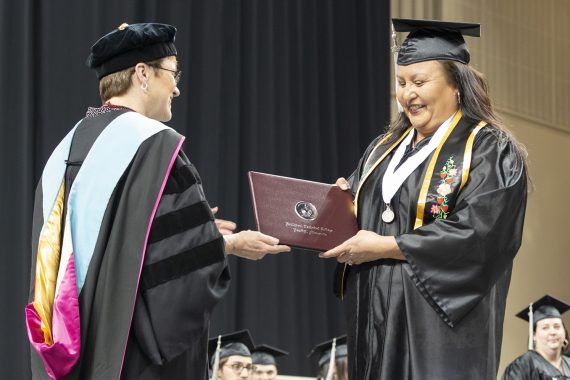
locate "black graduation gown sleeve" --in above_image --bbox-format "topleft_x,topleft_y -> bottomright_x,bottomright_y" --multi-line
128,153 -> 230,368
395,129 -> 527,326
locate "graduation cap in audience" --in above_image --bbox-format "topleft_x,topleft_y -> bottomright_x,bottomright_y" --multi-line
308,335 -> 348,380
208,330 -> 255,380
392,18 -> 480,65
251,344 -> 289,366
87,22 -> 177,79
515,294 -> 570,350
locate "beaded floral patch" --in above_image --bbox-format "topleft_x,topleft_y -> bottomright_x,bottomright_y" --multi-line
430,156 -> 459,220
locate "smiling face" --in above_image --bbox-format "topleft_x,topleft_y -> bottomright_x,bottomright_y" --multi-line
396,60 -> 459,139
534,317 -> 566,356
146,56 -> 180,122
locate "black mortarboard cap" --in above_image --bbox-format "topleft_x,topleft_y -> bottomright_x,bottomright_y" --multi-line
251,344 -> 289,366
208,330 -> 255,365
87,22 -> 177,79
393,18 -> 480,65
516,294 -> 570,325
308,335 -> 348,368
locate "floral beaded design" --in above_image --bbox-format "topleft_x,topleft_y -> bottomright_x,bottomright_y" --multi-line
430,156 -> 459,220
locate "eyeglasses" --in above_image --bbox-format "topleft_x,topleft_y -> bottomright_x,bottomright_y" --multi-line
151,65 -> 182,85
223,362 -> 256,375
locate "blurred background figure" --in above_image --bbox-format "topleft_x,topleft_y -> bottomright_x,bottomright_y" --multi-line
308,336 -> 348,380
502,295 -> 570,379
250,344 -> 288,380
208,330 -> 256,380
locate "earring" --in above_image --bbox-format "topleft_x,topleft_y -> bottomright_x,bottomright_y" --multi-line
456,92 -> 461,105
141,82 -> 148,92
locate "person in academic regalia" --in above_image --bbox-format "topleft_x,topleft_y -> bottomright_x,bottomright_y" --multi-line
208,330 -> 256,380
25,22 -> 289,380
308,336 -> 348,380
250,344 -> 288,380
321,18 -> 528,379
502,295 -> 570,380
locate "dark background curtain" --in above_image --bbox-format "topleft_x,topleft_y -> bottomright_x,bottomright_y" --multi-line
0,0 -> 390,377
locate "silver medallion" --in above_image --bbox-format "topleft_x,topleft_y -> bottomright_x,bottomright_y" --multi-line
381,204 -> 395,223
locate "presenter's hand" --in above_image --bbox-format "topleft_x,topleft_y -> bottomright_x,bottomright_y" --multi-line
335,177 -> 351,191
319,230 -> 405,264
211,207 -> 237,235
224,230 -> 291,260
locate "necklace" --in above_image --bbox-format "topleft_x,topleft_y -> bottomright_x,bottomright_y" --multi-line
103,101 -> 133,111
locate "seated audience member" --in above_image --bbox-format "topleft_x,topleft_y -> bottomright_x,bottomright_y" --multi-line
208,330 -> 256,380
251,344 -> 288,380
308,335 -> 348,380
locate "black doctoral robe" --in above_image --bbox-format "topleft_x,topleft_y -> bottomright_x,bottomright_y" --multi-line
339,116 -> 527,379
502,351 -> 570,380
29,107 -> 230,380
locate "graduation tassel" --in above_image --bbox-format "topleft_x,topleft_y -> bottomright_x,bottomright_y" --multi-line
528,303 -> 533,350
391,23 -> 404,113
210,335 -> 222,380
324,338 -> 337,380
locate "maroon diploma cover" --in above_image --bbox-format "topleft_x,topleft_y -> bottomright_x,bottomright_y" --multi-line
248,171 -> 359,251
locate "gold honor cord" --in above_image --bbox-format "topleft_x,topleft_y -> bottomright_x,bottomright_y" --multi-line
414,111 -> 463,230
459,121 -> 487,192
353,128 -> 413,216
33,181 -> 66,345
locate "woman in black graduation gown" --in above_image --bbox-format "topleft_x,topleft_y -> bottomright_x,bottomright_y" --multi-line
321,19 -> 528,379
502,295 -> 570,380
